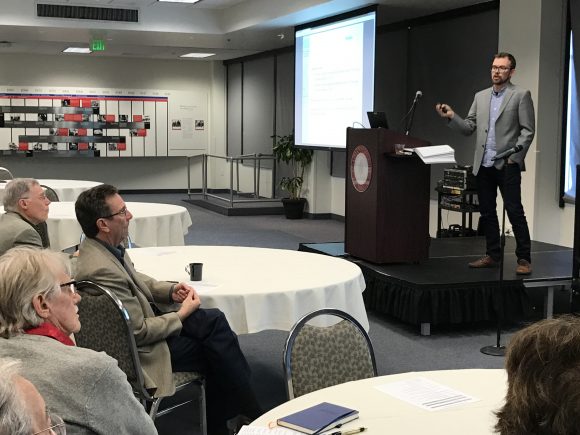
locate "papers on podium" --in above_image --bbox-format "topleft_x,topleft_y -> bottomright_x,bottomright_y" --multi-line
277,402 -> 359,434
411,145 -> 456,164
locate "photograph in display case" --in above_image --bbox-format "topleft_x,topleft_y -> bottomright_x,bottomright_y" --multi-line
108,143 -> 118,151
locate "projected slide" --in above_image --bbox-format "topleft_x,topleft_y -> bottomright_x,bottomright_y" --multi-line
295,10 -> 375,149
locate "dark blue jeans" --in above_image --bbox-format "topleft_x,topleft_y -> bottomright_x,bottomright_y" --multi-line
476,164 -> 531,263
167,308 -> 256,435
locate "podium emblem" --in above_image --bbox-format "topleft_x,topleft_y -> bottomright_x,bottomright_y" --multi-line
350,145 -> 372,192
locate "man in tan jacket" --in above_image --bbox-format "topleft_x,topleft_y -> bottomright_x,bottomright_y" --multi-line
74,184 -> 260,435
0,178 -> 50,256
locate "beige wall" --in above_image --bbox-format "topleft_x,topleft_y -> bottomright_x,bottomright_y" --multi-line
0,53 -> 227,191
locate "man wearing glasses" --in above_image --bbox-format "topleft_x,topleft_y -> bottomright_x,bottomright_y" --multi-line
74,184 -> 261,435
435,52 -> 535,275
0,178 -> 51,256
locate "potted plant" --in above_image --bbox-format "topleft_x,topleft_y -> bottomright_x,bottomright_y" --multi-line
272,132 -> 314,219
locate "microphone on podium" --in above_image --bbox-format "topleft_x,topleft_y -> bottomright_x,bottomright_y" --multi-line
405,90 -> 423,135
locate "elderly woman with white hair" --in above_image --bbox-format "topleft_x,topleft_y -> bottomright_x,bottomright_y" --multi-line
0,246 -> 157,435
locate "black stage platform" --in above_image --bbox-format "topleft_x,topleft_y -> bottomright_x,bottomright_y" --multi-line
299,237 -> 573,335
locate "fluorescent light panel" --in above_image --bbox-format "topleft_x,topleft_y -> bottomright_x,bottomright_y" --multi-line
63,47 -> 92,54
158,0 -> 201,3
180,52 -> 214,58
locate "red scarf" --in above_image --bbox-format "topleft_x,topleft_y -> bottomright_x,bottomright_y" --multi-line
25,322 -> 75,346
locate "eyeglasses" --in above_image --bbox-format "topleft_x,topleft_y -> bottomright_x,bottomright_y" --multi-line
33,413 -> 66,435
491,66 -> 512,73
101,206 -> 128,219
59,280 -> 77,295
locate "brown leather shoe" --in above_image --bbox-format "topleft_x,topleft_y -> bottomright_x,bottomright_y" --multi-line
516,259 -> 532,275
468,256 -> 498,268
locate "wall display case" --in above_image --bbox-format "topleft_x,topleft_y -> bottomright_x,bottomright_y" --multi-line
0,86 -> 208,158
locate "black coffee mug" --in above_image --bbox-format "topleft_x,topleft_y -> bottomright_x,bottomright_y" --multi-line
185,263 -> 203,281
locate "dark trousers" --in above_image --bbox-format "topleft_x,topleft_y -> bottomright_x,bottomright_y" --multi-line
476,164 -> 531,262
166,308 -> 258,435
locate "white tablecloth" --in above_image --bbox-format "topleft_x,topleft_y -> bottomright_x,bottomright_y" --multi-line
127,246 -> 368,335
252,369 -> 507,435
0,202 -> 192,251
0,179 -> 102,203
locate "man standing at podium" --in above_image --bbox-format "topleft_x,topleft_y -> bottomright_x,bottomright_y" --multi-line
435,52 -> 535,275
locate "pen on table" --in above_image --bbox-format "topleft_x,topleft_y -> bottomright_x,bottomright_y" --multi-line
329,427 -> 367,435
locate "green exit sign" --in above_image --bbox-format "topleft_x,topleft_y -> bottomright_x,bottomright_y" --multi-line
91,40 -> 105,51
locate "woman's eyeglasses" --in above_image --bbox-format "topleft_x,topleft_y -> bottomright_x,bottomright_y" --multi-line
33,412 -> 66,434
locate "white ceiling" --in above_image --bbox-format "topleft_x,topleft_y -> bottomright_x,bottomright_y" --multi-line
0,0 -> 489,61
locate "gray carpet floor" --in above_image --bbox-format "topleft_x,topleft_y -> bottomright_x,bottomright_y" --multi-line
120,193 -> 525,435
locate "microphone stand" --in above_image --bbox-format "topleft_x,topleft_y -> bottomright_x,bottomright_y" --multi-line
481,155 -> 510,357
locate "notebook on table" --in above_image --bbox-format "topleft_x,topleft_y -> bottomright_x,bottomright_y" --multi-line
277,402 -> 359,434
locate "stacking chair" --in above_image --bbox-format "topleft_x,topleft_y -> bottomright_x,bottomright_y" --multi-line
283,308 -> 377,399
34,185 -> 59,248
0,166 -> 13,181
40,184 -> 60,202
75,280 -> 206,434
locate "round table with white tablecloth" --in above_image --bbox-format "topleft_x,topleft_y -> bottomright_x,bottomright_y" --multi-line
0,201 -> 193,251
0,179 -> 102,203
127,245 -> 369,335
250,369 -> 507,435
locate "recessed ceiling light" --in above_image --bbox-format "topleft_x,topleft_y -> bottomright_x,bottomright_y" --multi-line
158,0 -> 202,3
180,53 -> 215,58
63,47 -> 92,54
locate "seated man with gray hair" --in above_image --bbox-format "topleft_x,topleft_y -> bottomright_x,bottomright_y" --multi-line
0,357 -> 65,435
0,178 -> 51,256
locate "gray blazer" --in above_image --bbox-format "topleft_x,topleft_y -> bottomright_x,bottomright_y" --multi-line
448,83 -> 535,175
75,237 -> 181,397
0,211 -> 43,256
0,334 -> 157,435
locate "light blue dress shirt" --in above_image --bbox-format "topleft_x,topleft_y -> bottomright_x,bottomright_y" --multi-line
482,87 -> 506,167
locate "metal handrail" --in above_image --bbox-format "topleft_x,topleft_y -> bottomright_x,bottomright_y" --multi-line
187,153 -> 279,207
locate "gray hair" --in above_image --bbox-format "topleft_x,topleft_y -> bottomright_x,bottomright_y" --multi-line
0,358 -> 32,435
0,247 -> 71,338
2,178 -> 40,212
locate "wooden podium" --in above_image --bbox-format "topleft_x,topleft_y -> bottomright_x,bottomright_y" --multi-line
345,127 -> 431,264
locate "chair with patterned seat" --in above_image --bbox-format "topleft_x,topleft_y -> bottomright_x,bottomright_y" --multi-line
0,167 -> 13,181
283,308 -> 377,399
74,280 -> 206,434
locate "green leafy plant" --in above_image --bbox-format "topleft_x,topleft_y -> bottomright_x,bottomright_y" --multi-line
272,132 -> 314,200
